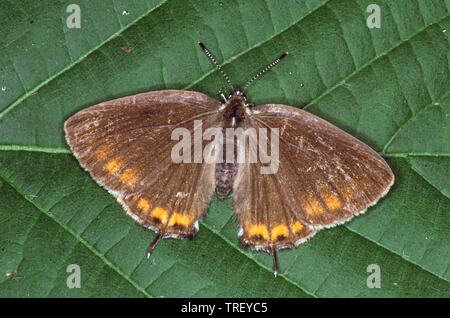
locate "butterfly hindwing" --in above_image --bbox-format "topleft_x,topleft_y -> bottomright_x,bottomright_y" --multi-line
65,90 -> 221,241
234,158 -> 316,251
119,160 -> 216,240
233,104 -> 394,253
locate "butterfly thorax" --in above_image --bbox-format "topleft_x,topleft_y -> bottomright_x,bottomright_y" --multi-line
222,91 -> 246,128
216,91 -> 247,200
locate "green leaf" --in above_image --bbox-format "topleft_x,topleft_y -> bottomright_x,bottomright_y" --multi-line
0,0 -> 449,297
409,157 -> 450,198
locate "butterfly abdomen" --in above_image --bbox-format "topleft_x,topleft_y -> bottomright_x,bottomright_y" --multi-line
216,93 -> 247,200
215,162 -> 237,200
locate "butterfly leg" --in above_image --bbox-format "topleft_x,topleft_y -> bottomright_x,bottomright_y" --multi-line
218,87 -> 227,103
271,247 -> 279,277
147,232 -> 163,258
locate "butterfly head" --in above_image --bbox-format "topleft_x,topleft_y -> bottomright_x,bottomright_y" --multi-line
227,86 -> 247,102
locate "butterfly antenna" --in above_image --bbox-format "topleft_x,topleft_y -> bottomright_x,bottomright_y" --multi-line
243,52 -> 288,93
198,42 -> 234,91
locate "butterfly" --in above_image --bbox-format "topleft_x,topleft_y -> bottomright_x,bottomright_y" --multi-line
64,42 -> 394,276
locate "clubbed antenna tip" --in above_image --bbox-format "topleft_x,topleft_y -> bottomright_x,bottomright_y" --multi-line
198,41 -> 206,50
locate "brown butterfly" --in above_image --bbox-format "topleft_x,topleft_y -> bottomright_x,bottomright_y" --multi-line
64,42 -> 394,276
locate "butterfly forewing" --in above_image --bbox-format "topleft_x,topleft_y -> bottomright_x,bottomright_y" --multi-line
65,90 -> 220,193
65,90 -> 221,239
233,104 -> 394,252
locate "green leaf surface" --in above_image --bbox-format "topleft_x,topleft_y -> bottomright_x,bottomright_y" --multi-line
0,0 -> 449,297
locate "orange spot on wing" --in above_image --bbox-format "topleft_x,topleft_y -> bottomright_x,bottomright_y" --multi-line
303,196 -> 324,215
168,213 -> 192,227
137,199 -> 150,212
95,146 -> 112,160
322,193 -> 342,211
271,224 -> 289,240
120,168 -> 139,186
291,221 -> 304,233
150,207 -> 168,224
246,224 -> 269,240
105,158 -> 123,174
